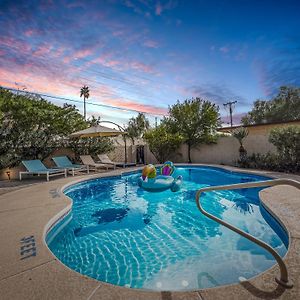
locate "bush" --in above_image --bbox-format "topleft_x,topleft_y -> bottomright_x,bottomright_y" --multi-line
144,124 -> 183,163
269,126 -> 300,164
0,88 -> 114,169
238,126 -> 300,173
68,137 -> 114,160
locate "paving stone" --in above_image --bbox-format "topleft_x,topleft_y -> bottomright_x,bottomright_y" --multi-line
0,260 -> 99,300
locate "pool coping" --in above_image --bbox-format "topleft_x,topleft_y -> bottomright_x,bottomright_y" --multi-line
0,164 -> 299,299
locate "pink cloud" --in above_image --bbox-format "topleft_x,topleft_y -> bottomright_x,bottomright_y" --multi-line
24,29 -> 34,37
143,39 -> 159,48
0,64 -> 165,116
1,37 -> 32,53
155,0 -> 178,16
0,68 -> 79,97
112,29 -> 125,37
129,61 -> 154,73
155,2 -> 163,15
219,46 -> 230,53
90,55 -> 155,74
252,59 -> 271,97
103,96 -> 168,115
74,48 -> 94,59
33,44 -> 52,57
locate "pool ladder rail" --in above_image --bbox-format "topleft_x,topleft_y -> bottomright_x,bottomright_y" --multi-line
195,178 -> 300,289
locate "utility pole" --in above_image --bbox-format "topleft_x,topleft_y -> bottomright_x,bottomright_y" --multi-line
223,101 -> 237,127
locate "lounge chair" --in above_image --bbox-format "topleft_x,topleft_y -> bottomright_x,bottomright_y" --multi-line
97,154 -> 136,168
80,155 -> 112,171
20,160 -> 67,181
97,154 -> 117,169
52,156 -> 89,176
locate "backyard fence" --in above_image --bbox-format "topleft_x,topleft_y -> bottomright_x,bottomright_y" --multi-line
0,132 -> 276,180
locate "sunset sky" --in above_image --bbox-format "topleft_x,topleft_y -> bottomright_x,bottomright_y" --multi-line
1,0 -> 299,126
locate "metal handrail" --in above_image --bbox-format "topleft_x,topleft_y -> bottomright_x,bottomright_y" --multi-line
195,178 -> 300,289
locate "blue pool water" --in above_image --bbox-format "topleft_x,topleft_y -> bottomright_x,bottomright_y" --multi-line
47,166 -> 288,291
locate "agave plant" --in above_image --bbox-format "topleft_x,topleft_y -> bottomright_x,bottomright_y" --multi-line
232,127 -> 249,161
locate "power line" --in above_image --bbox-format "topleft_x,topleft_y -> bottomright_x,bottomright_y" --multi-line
1,44 -> 170,104
223,100 -> 237,127
1,86 -> 167,116
1,43 -> 173,94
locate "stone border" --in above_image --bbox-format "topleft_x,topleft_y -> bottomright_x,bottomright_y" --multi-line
0,165 -> 299,299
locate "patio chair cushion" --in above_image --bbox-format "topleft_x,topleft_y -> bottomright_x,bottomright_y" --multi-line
22,160 -> 64,173
52,156 -> 80,168
22,160 -> 49,172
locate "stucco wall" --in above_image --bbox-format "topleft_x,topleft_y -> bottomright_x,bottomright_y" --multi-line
0,132 -> 277,180
148,134 -> 277,166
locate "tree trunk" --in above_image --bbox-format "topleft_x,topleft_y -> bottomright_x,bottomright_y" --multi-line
83,96 -> 86,120
188,143 -> 192,163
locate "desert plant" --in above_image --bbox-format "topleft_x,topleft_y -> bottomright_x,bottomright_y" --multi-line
232,127 -> 249,161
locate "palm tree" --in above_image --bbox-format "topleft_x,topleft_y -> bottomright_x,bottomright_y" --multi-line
126,113 -> 150,145
232,127 -> 249,161
80,85 -> 90,120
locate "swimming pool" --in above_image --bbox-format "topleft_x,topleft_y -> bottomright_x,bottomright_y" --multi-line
46,166 -> 288,291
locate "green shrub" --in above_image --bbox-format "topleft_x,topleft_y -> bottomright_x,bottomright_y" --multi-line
68,137 -> 114,160
242,152 -> 299,173
269,126 -> 300,164
144,124 -> 183,163
0,88 -> 114,169
238,125 -> 300,173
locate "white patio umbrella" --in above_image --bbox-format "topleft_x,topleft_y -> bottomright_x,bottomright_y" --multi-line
70,124 -> 129,165
70,125 -> 126,138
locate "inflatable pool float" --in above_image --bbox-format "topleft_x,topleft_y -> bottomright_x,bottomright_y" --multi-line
138,161 -> 183,192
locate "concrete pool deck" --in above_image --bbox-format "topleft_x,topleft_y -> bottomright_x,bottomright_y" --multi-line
0,164 -> 299,299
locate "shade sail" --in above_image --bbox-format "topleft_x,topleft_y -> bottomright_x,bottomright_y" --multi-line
70,125 -> 127,138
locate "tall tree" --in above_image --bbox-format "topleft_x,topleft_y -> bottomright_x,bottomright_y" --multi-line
126,113 -> 150,144
166,98 -> 220,163
242,86 -> 300,125
80,85 -> 90,120
144,123 -> 183,163
0,88 -> 114,169
0,88 -> 86,168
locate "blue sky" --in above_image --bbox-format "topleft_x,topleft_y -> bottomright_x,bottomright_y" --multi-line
0,0 -> 299,125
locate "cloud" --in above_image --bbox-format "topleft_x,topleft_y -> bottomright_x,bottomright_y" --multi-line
186,83 -> 248,106
103,96 -> 168,115
219,46 -> 230,53
155,0 -> 178,16
0,66 -> 168,116
143,39 -> 159,48
73,48 -> 94,59
221,112 -> 247,126
176,19 -> 182,26
253,37 -> 300,97
0,0 -> 173,120
155,2 -> 163,15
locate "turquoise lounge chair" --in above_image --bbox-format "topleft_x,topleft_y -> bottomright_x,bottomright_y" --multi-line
52,156 -> 89,176
20,160 -> 67,181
